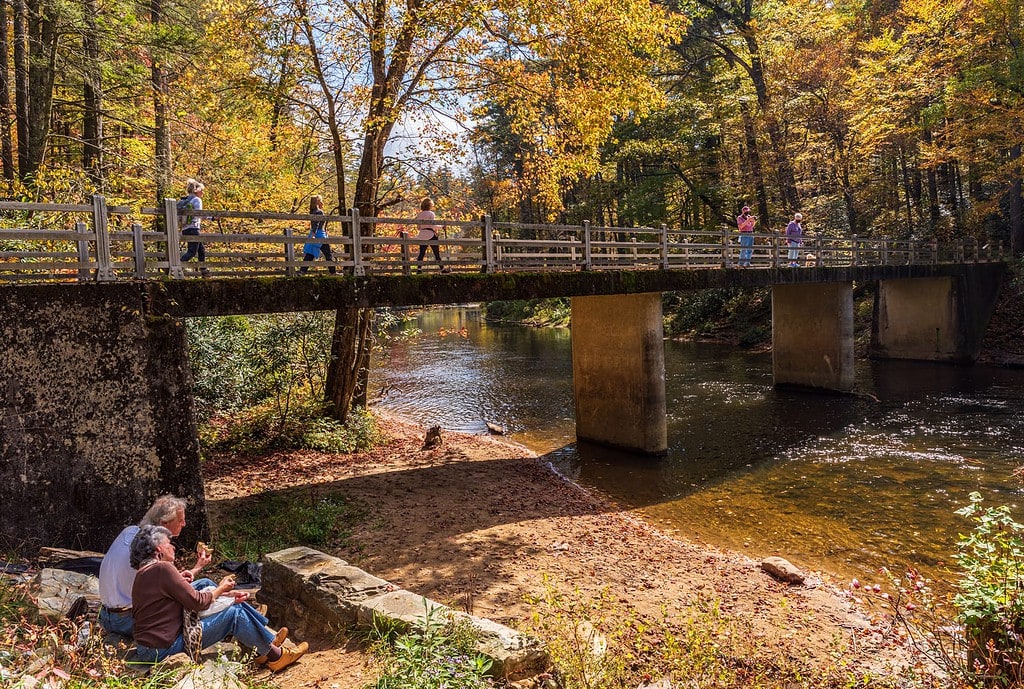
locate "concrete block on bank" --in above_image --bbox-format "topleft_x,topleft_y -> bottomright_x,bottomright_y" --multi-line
263,547 -> 549,679
261,547 -> 392,637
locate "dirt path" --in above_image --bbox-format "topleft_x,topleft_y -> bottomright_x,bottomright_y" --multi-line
203,413 -> 913,688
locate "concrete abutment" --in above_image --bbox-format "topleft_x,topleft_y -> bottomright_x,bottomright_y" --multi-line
0,283 -> 207,554
871,267 -> 1004,362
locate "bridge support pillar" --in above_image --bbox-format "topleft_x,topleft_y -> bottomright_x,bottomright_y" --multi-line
571,292 -> 667,455
0,284 -> 207,555
772,282 -> 855,391
871,269 -> 1003,362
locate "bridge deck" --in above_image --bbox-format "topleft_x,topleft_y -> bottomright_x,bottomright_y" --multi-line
0,198 -> 1005,286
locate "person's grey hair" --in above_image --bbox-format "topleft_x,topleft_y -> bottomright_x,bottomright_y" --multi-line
186,179 -> 205,195
140,495 -> 186,527
130,524 -> 171,569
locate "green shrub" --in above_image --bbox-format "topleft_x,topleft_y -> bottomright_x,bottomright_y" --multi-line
367,603 -> 493,689
202,395 -> 382,454
953,492 -> 1024,684
485,298 -> 570,327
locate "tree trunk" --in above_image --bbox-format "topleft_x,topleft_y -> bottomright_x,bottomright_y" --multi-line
744,34 -> 798,213
740,103 -> 769,228
24,0 -> 56,179
151,0 -> 171,204
324,307 -> 373,421
13,0 -> 28,179
1007,144 -> 1023,255
0,1 -> 13,181
82,0 -> 103,188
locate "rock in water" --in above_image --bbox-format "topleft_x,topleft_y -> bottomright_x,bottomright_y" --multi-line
422,425 -> 443,450
760,556 -> 806,585
485,421 -> 506,435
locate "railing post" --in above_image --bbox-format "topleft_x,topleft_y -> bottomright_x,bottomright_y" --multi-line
482,215 -> 495,273
957,238 -> 966,263
721,227 -> 729,268
76,221 -> 90,281
401,231 -> 411,275
851,234 -> 859,266
582,220 -> 592,270
495,231 -> 504,270
660,224 -> 669,270
908,239 -> 915,265
284,228 -> 295,276
164,197 -> 185,278
771,231 -> 779,267
630,237 -> 638,267
132,222 -> 146,279
814,236 -> 823,267
350,207 -> 364,276
881,238 -> 889,266
91,195 -> 115,281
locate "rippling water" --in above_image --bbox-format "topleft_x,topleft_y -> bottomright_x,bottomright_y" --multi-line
370,306 -> 1024,585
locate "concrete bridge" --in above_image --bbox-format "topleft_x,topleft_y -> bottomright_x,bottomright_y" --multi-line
0,199 -> 1008,554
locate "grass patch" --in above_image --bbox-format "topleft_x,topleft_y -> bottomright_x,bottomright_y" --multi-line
211,491 -> 364,561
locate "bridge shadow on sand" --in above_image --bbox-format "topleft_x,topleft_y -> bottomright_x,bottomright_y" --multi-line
204,450 -> 620,611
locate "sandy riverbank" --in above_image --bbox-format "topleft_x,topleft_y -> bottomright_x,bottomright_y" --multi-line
202,411 -> 918,688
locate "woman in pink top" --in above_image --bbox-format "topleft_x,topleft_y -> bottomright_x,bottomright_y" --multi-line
413,197 -> 449,273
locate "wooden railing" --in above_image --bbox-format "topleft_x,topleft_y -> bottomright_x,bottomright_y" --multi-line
0,197 -> 1007,283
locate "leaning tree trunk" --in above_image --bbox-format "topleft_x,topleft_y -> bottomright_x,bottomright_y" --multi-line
324,307 -> 373,421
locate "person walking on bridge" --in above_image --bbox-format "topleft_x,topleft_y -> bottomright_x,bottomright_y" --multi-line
299,195 -> 336,274
413,197 -> 449,273
785,212 -> 804,267
178,179 -> 209,276
736,205 -> 756,267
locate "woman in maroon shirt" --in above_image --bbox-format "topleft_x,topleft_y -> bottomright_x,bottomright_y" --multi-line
130,525 -> 307,672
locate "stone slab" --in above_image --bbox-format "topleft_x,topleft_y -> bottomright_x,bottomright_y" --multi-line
264,547 -> 549,680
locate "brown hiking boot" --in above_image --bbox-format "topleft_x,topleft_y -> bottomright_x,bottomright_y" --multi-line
265,641 -> 308,673
254,627 -> 288,665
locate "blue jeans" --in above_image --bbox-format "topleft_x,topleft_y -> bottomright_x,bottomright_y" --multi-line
100,578 -> 216,638
788,241 -> 800,262
99,607 -> 134,637
133,601 -> 273,663
180,227 -> 205,263
739,233 -> 754,265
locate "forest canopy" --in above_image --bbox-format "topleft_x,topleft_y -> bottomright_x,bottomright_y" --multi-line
0,0 -> 1020,250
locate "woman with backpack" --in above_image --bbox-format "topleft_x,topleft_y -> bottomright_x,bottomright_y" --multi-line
299,195 -> 336,274
178,179 -> 208,276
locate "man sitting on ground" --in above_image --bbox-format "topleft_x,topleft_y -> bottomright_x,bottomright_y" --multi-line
97,495 -> 212,637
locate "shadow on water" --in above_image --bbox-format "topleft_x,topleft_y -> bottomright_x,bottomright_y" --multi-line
372,306 -> 1024,585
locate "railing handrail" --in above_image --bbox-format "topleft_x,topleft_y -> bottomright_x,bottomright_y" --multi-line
0,197 -> 1008,284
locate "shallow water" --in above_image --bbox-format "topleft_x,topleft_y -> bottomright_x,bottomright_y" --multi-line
370,306 -> 1024,585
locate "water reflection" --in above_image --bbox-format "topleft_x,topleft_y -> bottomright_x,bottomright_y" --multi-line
371,306 -> 1024,584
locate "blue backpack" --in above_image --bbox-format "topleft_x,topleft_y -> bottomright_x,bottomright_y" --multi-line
176,195 -> 195,230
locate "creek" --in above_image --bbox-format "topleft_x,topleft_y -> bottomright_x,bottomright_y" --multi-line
369,305 -> 1024,586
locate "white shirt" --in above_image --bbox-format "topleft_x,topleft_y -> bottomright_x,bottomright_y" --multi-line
98,525 -> 139,608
